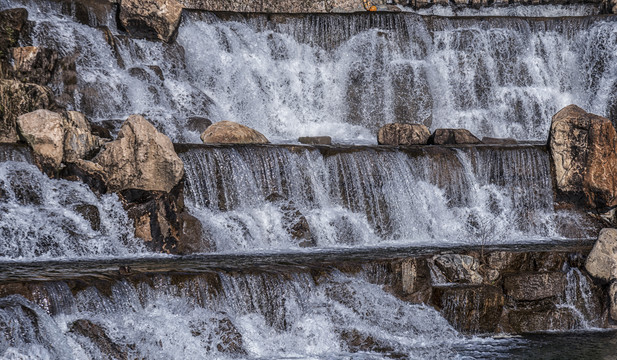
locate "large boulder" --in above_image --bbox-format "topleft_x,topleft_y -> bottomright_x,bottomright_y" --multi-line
63,111 -> 102,162
377,123 -> 430,146
585,228 -> 617,283
200,121 -> 269,144
429,129 -> 482,145
10,47 -> 58,85
16,109 -> 65,169
118,0 -> 183,42
93,114 -> 184,192
0,80 -> 56,143
549,105 -> 617,209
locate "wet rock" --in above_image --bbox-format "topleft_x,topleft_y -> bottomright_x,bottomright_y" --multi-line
186,116 -> 212,134
175,211 -> 216,254
0,8 -> 29,61
60,159 -> 107,194
118,0 -> 183,42
93,114 -> 184,192
266,193 -> 316,247
398,257 -> 432,303
506,307 -> 577,333
70,319 -> 128,359
298,136 -> 332,145
481,137 -> 517,145
431,285 -> 504,333
429,129 -> 482,145
74,204 -> 101,231
503,272 -> 566,301
212,317 -> 244,353
63,111 -> 102,162
340,329 -> 396,354
10,47 -> 58,85
16,109 -> 64,169
201,121 -> 269,144
50,53 -> 79,109
0,80 -> 56,143
610,282 -> 617,321
377,123 -> 430,146
549,105 -> 617,209
90,123 -> 112,140
433,254 -> 483,285
585,228 -> 617,283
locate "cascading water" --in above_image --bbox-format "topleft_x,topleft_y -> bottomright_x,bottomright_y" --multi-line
180,145 -> 592,251
3,0 -> 617,142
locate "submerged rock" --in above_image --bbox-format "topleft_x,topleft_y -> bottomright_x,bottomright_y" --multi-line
429,129 -> 482,145
118,0 -> 183,42
94,114 -> 184,192
377,123 -> 430,146
16,109 -> 65,169
549,105 -> 617,209
200,121 -> 269,144
585,228 -> 617,283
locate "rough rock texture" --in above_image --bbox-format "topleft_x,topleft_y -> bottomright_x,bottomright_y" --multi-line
298,136 -> 332,145
506,308 -> 578,333
429,129 -> 482,145
61,159 -> 108,194
118,0 -> 183,42
433,254 -> 483,284
398,258 -> 432,303
377,123 -> 430,146
94,114 -> 184,192
201,121 -> 269,144
10,47 -> 58,85
610,282 -> 617,321
481,137 -> 517,145
431,285 -> 504,333
63,111 -> 102,162
549,105 -> 617,209
16,109 -> 65,169
503,272 -> 567,301
585,228 -> 617,283
0,80 -> 56,143
0,8 -> 28,62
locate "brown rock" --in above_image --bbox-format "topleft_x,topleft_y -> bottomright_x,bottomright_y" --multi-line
585,228 -> 617,283
175,211 -> 216,254
429,129 -> 482,145
186,116 -> 212,134
481,137 -> 517,145
0,8 -> 29,61
63,111 -> 102,162
399,258 -> 432,303
93,114 -> 184,192
377,123 -> 430,146
118,0 -> 183,42
506,307 -> 577,333
74,204 -> 101,231
298,136 -> 332,145
60,159 -> 108,194
70,320 -> 128,359
433,254 -> 483,285
201,121 -> 269,144
549,105 -> 617,209
610,282 -> 617,321
431,285 -> 504,333
503,272 -> 566,301
16,109 -> 65,169
10,47 -> 58,85
0,80 -> 56,143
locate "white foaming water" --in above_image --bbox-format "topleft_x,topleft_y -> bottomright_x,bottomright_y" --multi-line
2,0 -> 617,142
180,145 -> 592,251
0,161 -> 146,260
413,4 -> 602,17
0,272 -> 461,359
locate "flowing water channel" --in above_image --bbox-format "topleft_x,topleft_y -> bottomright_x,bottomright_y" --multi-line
0,0 -> 615,358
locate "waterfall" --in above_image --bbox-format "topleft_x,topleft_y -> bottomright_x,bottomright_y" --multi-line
3,0 -> 617,142
0,161 -> 146,260
0,271 -> 461,359
180,145 -> 592,251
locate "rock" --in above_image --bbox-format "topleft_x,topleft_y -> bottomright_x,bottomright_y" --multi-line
481,137 -> 517,145
16,109 -> 64,169
90,123 -> 112,140
503,272 -> 566,301
377,123 -> 430,146
175,211 -> 216,254
399,258 -> 432,303
0,8 -> 29,61
10,47 -> 58,85
433,254 -> 483,285
201,121 -> 269,144
93,114 -> 184,192
60,159 -> 107,194
506,307 -> 577,333
186,116 -> 212,134
0,80 -> 56,143
431,285 -> 504,333
266,193 -> 316,247
549,105 -> 617,209
118,0 -> 183,42
298,136 -> 331,145
610,282 -> 617,321
429,129 -> 482,145
585,228 -> 617,283
63,111 -> 102,162
70,320 -> 128,359
74,204 -> 101,231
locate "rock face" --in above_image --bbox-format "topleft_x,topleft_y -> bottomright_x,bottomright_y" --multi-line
118,0 -> 183,42
94,115 -> 184,192
503,272 -> 566,301
433,254 -> 483,284
16,110 -> 65,169
585,228 -> 617,283
549,105 -> 617,209
10,47 -> 58,85
200,121 -> 269,144
431,285 -> 504,333
0,80 -> 56,143
377,123 -> 430,146
63,111 -> 102,162
0,8 -> 28,62
429,129 -> 482,145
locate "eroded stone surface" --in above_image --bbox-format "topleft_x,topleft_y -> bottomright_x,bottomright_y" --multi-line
16,109 -> 64,169
586,228 -> 617,283
10,47 -> 58,85
201,121 -> 269,144
377,123 -> 430,146
118,0 -> 183,42
503,272 -> 566,301
429,129 -> 482,145
433,254 -> 483,285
